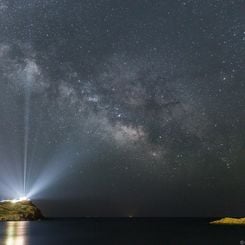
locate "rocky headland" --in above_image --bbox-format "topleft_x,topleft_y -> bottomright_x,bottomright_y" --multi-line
0,200 -> 44,221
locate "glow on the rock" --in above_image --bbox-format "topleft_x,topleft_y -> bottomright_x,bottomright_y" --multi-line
1,197 -> 30,203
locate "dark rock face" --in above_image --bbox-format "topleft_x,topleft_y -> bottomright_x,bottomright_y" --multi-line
0,200 -> 44,221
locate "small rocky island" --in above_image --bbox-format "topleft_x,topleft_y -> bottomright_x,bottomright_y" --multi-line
210,217 -> 245,225
0,199 -> 44,221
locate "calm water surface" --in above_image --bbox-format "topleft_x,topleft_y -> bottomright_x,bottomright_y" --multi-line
0,218 -> 245,245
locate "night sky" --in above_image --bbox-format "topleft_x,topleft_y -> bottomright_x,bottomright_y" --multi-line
0,0 -> 244,217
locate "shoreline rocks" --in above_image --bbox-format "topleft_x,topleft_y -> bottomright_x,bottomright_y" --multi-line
210,217 -> 245,225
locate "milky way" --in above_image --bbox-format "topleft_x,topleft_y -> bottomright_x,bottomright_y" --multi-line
0,0 -> 244,216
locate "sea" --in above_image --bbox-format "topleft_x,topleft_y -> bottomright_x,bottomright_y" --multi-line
0,218 -> 245,245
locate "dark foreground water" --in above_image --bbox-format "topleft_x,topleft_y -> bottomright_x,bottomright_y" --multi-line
0,218 -> 245,245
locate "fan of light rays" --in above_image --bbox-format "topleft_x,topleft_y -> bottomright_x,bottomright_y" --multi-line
22,60 -> 37,197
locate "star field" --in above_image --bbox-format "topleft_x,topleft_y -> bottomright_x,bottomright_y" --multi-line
0,0 -> 244,216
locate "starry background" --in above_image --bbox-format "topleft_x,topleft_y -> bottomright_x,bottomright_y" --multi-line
0,0 -> 244,217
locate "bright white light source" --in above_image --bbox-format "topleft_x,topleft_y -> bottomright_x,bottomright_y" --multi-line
10,199 -> 19,203
18,196 -> 29,202
1,197 -> 30,203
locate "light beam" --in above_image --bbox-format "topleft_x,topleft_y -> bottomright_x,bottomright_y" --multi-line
23,90 -> 30,196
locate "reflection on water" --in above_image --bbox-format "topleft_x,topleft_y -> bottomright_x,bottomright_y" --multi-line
3,222 -> 29,245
